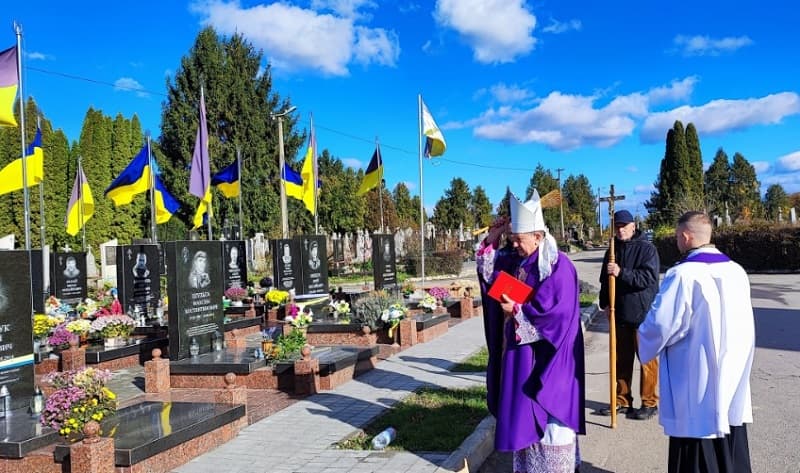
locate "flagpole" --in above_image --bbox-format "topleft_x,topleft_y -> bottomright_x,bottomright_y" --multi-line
311,114 -> 319,235
37,115 -> 46,248
14,23 -> 31,250
376,137 -> 384,234
146,135 -> 158,243
417,94 -> 425,287
78,156 -> 86,252
236,146 -> 243,239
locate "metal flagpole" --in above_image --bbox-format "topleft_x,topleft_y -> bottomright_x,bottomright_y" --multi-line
236,147 -> 243,239
311,114 -> 319,235
78,156 -> 86,252
147,135 -> 157,243
376,137 -> 384,234
37,115 -> 46,248
14,23 -> 31,250
417,94 -> 425,287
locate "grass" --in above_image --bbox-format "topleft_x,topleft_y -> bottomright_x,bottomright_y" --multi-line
450,347 -> 489,372
335,385 -> 488,452
579,292 -> 597,308
330,271 -> 410,285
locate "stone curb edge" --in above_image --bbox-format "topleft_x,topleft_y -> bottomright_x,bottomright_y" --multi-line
435,415 -> 496,472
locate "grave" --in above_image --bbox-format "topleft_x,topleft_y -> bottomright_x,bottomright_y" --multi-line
298,235 -> 329,296
371,233 -> 397,290
222,240 -> 247,291
414,313 -> 451,343
50,251 -> 87,305
116,244 -> 161,320
99,238 -> 119,285
29,248 -> 47,314
271,238 -> 301,292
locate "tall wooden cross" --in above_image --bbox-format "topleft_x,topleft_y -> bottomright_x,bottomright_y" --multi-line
599,185 -> 625,429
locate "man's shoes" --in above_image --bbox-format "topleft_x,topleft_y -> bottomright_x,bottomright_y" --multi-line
596,405 -> 630,416
632,406 -> 658,420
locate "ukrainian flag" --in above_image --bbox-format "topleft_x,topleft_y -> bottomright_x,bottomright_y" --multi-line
153,174 -> 180,224
0,45 -> 17,127
211,159 -> 240,198
0,126 -> 44,195
105,143 -> 151,206
282,162 -> 304,201
65,165 -> 94,236
356,146 -> 383,196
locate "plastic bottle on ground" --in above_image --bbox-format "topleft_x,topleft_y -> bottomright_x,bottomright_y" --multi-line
371,427 -> 397,450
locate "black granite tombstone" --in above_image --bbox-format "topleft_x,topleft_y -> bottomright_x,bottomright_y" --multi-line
333,240 -> 344,263
51,251 -> 87,304
371,234 -> 397,290
164,241 -> 224,360
299,235 -> 329,296
222,240 -> 247,291
271,238 -> 301,292
0,251 -> 35,412
116,245 -> 161,318
29,249 -> 45,314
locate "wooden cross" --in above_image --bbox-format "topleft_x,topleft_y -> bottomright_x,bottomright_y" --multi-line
599,185 -> 625,429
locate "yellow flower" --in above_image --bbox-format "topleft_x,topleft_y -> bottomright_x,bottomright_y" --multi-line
80,406 -> 86,412
64,427 -> 71,434
92,398 -> 98,406
102,387 -> 116,400
73,407 -> 79,412
96,412 -> 104,420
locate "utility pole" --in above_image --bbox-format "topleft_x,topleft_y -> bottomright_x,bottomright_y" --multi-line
556,168 -> 565,241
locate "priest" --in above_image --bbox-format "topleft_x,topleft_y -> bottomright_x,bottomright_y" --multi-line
638,211 -> 755,473
477,190 -> 585,473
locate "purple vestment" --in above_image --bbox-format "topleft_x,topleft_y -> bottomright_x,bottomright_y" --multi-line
479,246 -> 586,452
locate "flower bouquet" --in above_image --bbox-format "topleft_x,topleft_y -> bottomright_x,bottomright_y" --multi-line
90,314 -> 135,347
266,289 -> 289,307
427,286 -> 450,302
41,367 -> 116,441
286,311 -> 313,328
224,287 -> 248,301
418,294 -> 438,313
380,303 -> 408,340
401,281 -> 416,297
33,314 -> 59,339
329,300 -> 351,321
48,323 -> 75,350
66,319 -> 92,344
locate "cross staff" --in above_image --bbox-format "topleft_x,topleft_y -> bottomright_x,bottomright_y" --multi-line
599,184 -> 625,429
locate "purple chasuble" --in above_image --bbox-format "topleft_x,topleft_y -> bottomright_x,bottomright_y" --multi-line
479,248 -> 586,452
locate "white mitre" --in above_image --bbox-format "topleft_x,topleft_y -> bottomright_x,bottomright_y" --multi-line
508,190 -> 559,280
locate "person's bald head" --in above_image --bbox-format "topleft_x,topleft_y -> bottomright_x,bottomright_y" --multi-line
676,211 -> 712,253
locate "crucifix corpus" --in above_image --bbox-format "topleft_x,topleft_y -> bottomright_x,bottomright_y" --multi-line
599,184 -> 625,429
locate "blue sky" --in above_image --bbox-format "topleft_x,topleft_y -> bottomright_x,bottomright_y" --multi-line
9,0 -> 800,226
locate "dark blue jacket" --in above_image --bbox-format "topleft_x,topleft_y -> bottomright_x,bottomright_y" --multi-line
599,230 -> 660,326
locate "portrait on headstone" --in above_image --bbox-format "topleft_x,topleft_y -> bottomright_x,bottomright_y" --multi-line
117,245 -> 160,318
300,235 -> 329,295
372,234 -> 397,290
282,243 -> 292,265
132,251 -> 150,278
307,240 -> 321,270
52,252 -> 87,304
188,250 -> 211,289
223,241 -> 247,291
63,256 -> 80,278
272,239 -> 301,292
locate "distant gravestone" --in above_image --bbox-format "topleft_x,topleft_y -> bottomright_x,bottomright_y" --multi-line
51,251 -> 87,304
0,234 -> 13,250
299,235 -> 329,296
164,241 -> 224,360
791,207 -> 797,225
99,239 -> 118,285
333,239 -> 344,263
271,238 -> 301,292
29,249 -> 45,314
371,234 -> 397,290
222,240 -> 247,291
116,244 -> 161,318
0,251 -> 35,411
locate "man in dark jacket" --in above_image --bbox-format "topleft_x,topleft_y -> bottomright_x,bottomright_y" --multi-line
598,210 -> 660,420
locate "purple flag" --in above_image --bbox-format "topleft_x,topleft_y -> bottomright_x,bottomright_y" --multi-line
189,87 -> 209,199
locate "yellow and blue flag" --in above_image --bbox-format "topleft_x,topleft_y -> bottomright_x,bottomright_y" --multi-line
0,45 -> 18,127
153,174 -> 180,224
299,119 -> 319,214
356,145 -> 383,196
0,126 -> 44,195
211,158 -> 240,198
190,87 -> 211,230
105,142 -> 151,206
421,98 -> 446,157
65,164 -> 94,236
283,162 -> 304,201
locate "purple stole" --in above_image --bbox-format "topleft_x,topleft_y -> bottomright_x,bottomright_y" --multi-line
680,251 -> 731,265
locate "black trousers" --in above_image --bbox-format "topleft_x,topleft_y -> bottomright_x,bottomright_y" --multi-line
668,424 -> 752,473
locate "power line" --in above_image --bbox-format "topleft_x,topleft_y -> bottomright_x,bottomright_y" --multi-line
25,65 -> 540,173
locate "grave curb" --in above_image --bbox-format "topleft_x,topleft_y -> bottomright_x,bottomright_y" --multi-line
434,415 -> 496,473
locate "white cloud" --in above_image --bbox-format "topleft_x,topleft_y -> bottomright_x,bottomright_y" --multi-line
192,0 -> 399,76
641,92 -> 800,143
751,161 -> 771,174
472,91 -> 638,150
646,76 -> 698,104
627,166 -> 639,173
761,173 -> 800,194
673,34 -> 753,56
541,18 -> 581,34
310,0 -> 375,19
26,51 -> 51,61
434,0 -> 536,63
775,151 -> 800,172
475,83 -> 534,104
342,158 -> 363,169
634,184 -> 654,194
397,180 -> 417,191
113,77 -> 149,98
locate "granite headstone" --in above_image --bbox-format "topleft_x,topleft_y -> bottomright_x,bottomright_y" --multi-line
51,251 -> 87,304
271,238 -> 301,292
29,249 -> 45,314
299,235 -> 329,295
222,240 -> 247,291
333,239 -> 344,263
165,241 -> 224,360
116,245 -> 161,318
371,234 -> 397,290
0,251 -> 35,412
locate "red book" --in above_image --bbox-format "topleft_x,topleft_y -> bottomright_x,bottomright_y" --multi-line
488,270 -> 534,304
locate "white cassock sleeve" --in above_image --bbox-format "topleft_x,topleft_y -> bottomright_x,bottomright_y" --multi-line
637,269 -> 692,364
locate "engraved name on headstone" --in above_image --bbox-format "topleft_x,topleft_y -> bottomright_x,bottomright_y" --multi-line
0,251 -> 35,411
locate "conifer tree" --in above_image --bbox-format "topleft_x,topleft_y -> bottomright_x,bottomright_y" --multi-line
729,152 -> 761,220
393,182 -> 417,229
432,177 -> 472,230
763,184 -> 788,221
704,148 -> 731,218
526,164 -> 559,232
471,185 -> 493,228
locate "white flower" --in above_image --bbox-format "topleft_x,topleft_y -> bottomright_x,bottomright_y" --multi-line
380,310 -> 390,322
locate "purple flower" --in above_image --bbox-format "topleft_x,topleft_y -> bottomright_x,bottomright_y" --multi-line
427,287 -> 450,301
48,323 -> 75,347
